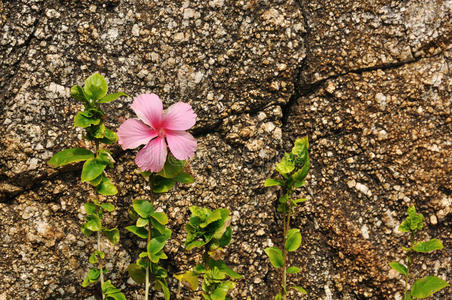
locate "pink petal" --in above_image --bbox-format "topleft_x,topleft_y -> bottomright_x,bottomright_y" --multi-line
131,94 -> 163,129
135,137 -> 167,172
117,119 -> 157,150
162,102 -> 196,130
166,130 -> 197,160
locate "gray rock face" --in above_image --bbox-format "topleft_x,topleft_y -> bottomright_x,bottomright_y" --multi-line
0,0 -> 450,299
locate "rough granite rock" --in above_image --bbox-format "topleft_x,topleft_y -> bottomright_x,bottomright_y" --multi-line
0,0 -> 451,299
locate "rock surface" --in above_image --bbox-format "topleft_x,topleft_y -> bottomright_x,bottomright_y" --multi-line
0,0 -> 450,299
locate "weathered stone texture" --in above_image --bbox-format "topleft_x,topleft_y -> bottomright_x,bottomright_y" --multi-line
0,0 -> 451,299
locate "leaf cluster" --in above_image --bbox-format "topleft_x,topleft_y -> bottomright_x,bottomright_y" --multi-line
176,207 -> 241,300
185,206 -> 232,252
71,73 -> 127,143
264,136 -> 310,213
389,206 -> 449,299
126,200 -> 171,300
81,199 -> 119,244
141,155 -> 194,193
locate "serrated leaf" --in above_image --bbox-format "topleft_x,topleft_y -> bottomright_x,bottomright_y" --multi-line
292,286 -> 307,294
292,136 -> 309,157
264,247 -> 284,268
175,271 -> 199,291
287,266 -> 301,274
285,228 -> 302,252
389,261 -> 408,276
128,264 -> 146,284
97,92 -> 128,103
275,152 -> 295,175
264,178 -> 283,187
81,158 -> 107,182
411,276 -> 449,298
103,228 -> 120,244
85,215 -> 102,231
97,176 -> 118,196
133,200 -> 154,219
412,239 -> 443,253
100,203 -> 115,212
84,73 -> 108,100
125,225 -> 148,239
48,148 -> 94,167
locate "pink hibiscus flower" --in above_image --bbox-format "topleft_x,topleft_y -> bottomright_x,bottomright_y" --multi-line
117,93 -> 197,172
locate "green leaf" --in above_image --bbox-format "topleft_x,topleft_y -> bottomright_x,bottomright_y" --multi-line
174,271 -> 199,291
173,172 -> 194,184
84,73 -> 108,100
292,156 -> 310,184
102,280 -> 126,300
81,158 -> 107,182
292,136 -> 309,157
389,262 -> 408,276
100,203 -> 115,212
81,223 -> 93,236
97,176 -> 118,195
152,175 -> 176,193
147,236 -> 167,256
411,276 -> 449,298
219,226 -> 232,247
275,152 -> 295,175
128,264 -> 146,284
85,202 -> 97,216
89,174 -> 103,186
210,281 -> 235,300
151,211 -> 168,225
292,286 -> 307,295
200,209 -> 222,228
157,156 -> 186,178
208,259 -> 242,279
157,279 -> 170,300
399,206 -> 424,232
100,128 -> 118,144
133,200 -> 154,219
274,293 -> 282,300
264,178 -> 283,187
292,198 -> 308,206
85,215 -> 102,231
97,92 -> 128,103
285,228 -> 302,252
71,85 -> 88,103
125,225 -> 148,239
136,217 -> 149,227
103,228 -> 120,244
97,149 -> 115,167
74,111 -> 101,128
89,253 -> 98,264
264,247 -> 284,268
412,239 -> 443,253
82,268 -> 100,287
48,148 -> 94,167
287,266 -> 301,274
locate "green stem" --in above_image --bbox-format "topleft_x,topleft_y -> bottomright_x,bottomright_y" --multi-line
282,187 -> 293,300
97,230 -> 105,300
145,220 -> 152,300
404,231 -> 416,298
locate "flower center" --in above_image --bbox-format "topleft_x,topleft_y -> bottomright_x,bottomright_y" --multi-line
157,128 -> 166,138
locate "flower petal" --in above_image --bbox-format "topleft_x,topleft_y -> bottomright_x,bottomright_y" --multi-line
135,137 -> 167,172
117,119 -> 157,150
131,93 -> 163,128
166,130 -> 197,160
162,102 -> 196,130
